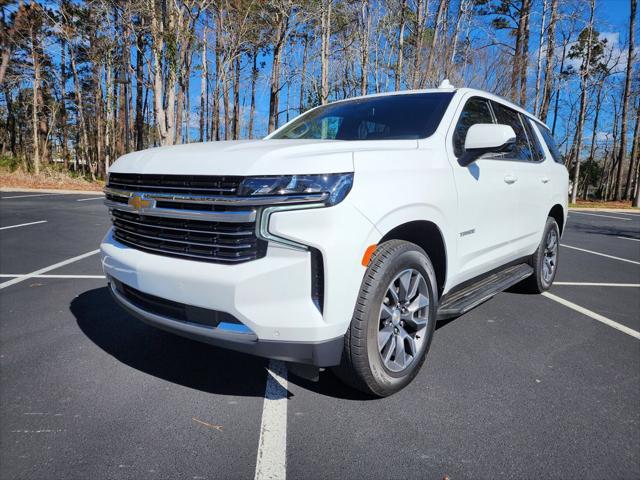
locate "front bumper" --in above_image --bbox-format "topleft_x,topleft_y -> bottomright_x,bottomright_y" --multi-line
100,199 -> 381,366
108,279 -> 344,366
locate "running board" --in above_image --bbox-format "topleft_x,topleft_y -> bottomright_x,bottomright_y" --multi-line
437,263 -> 534,320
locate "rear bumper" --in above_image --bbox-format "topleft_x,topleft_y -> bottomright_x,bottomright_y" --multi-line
108,279 -> 344,366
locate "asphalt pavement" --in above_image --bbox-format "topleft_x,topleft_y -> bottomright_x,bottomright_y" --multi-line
0,191 -> 638,480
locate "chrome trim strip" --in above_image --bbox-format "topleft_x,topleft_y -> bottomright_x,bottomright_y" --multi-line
115,226 -> 254,249
256,203 -> 325,251
105,199 -> 257,223
111,214 -> 254,236
114,233 -> 256,262
104,187 -> 328,206
108,182 -> 237,193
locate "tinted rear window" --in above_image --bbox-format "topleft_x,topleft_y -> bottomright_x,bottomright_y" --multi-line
271,92 -> 455,141
536,123 -> 564,164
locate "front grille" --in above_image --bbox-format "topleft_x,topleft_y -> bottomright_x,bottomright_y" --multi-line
112,210 -> 265,263
108,173 -> 243,195
107,174 -> 266,264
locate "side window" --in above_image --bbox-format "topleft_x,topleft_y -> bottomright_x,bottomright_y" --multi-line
536,123 -> 564,164
490,101 -> 534,162
522,117 -> 546,162
452,97 -> 494,157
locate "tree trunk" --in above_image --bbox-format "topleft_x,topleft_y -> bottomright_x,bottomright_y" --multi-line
359,0 -> 371,96
425,0 -> 445,86
268,7 -> 290,132
248,47 -> 258,138
533,0 -> 548,114
232,54 -> 240,139
411,0 -> 426,89
320,0 -> 332,104
551,33 -> 568,134
395,0 -> 407,90
299,34 -> 308,112
570,0 -> 595,204
135,21 -> 145,150
518,0 -> 531,107
614,0 -> 636,200
199,26 -> 208,142
625,100 -> 640,199
539,0 -> 557,121
29,23 -> 41,175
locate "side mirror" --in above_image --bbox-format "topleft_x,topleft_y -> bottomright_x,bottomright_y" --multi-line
458,123 -> 516,167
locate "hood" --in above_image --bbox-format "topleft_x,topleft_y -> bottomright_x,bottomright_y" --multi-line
109,139 -> 418,176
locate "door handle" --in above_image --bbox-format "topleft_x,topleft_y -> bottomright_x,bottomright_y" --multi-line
541,177 -> 550,184
504,174 -> 518,184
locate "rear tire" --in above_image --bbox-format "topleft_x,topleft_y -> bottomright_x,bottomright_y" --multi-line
333,240 -> 438,397
519,217 -> 560,293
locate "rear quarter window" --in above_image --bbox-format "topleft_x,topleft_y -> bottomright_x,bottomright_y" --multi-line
536,123 -> 564,164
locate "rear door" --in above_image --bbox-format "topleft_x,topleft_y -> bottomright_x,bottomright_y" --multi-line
490,101 -> 551,255
446,96 -> 521,283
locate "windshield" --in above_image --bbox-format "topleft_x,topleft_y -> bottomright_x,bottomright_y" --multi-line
271,92 -> 455,141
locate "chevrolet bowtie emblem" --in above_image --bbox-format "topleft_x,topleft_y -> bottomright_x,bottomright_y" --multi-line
128,194 -> 153,210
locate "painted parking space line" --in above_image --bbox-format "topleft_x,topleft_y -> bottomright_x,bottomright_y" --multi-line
254,360 -> 288,480
0,250 -> 100,289
0,220 -> 47,231
568,211 -> 631,221
0,193 -> 58,200
0,274 -> 105,279
76,197 -> 104,202
561,244 -> 640,265
554,282 -> 640,287
617,236 -> 640,242
542,292 -> 640,340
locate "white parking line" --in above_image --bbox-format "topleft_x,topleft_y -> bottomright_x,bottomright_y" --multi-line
0,250 -> 100,289
542,292 -> 640,340
0,274 -> 105,279
0,220 -> 47,231
0,193 -> 58,200
569,211 -> 631,221
561,244 -> 640,265
254,360 -> 288,480
76,197 -> 104,202
617,236 -> 640,242
554,282 -> 640,287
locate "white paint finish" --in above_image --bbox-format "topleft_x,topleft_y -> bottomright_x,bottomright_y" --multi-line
0,193 -> 57,200
464,123 -> 516,150
568,211 -> 631,221
109,139 -> 363,176
542,292 -> 640,340
0,220 -> 47,231
617,236 -> 640,242
0,274 -> 105,279
554,282 -> 640,287
0,250 -> 100,289
254,360 -> 288,480
560,244 -> 640,265
101,87 -> 569,359
76,197 -> 104,202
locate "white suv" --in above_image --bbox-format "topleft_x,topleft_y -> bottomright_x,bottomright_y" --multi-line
101,84 -> 568,396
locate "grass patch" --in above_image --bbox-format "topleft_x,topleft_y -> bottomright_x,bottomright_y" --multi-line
569,200 -> 635,209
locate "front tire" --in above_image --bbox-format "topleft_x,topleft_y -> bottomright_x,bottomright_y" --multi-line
520,217 -> 560,293
334,240 -> 438,397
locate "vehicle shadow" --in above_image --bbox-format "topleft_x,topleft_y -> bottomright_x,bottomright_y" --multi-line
71,286 -> 269,398
71,286 -> 377,400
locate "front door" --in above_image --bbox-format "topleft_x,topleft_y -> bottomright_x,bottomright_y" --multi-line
446,95 -> 521,283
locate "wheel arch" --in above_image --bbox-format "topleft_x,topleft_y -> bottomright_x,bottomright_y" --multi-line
548,204 -> 565,235
379,220 -> 447,296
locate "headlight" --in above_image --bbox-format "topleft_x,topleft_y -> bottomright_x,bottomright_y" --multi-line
238,173 -> 353,206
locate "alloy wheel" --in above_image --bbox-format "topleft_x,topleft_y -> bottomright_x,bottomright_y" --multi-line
377,269 -> 430,373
